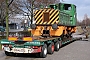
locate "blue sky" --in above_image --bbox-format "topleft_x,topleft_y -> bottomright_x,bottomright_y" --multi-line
63,0 -> 90,21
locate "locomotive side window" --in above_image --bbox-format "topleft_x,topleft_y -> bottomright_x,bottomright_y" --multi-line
64,4 -> 71,10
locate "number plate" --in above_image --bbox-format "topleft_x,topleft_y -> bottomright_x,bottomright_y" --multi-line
12,48 -> 33,53
13,48 -> 25,53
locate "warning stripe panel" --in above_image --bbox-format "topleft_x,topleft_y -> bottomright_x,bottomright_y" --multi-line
34,8 -> 59,25
35,9 -> 43,18
48,11 -> 59,24
49,12 -> 59,24
35,9 -> 48,24
52,16 -> 59,24
36,17 -> 43,24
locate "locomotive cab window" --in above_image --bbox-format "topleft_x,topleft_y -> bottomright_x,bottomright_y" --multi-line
49,5 -> 57,9
64,4 -> 72,10
50,5 -> 54,9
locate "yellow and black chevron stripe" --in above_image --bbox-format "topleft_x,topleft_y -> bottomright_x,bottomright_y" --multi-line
34,8 -> 59,25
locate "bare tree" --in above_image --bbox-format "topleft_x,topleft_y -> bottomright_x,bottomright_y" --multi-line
10,0 -> 60,24
0,0 -> 14,26
78,14 -> 90,26
0,0 -> 61,26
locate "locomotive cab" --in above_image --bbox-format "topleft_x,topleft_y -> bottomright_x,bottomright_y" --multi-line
59,3 -> 77,26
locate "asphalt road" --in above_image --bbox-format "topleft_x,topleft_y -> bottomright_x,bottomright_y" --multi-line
0,35 -> 90,60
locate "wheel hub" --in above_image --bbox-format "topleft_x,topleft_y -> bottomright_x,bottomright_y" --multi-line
44,48 -> 47,55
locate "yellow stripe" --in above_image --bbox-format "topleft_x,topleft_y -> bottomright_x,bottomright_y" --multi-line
50,12 -> 59,23
35,9 -> 43,18
40,21 -> 43,24
35,10 -> 43,22
51,16 -> 59,24
36,17 -> 43,24
50,10 -> 58,18
34,10 -> 38,14
48,11 -> 59,24
46,9 -> 50,12
43,22 -> 47,24
49,9 -> 54,14
43,9 -> 47,12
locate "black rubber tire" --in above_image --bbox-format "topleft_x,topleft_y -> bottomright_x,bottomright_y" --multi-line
59,41 -> 62,48
52,24 -> 58,30
40,44 -> 47,58
47,42 -> 54,54
5,51 -> 14,56
30,24 -> 36,29
54,41 -> 60,51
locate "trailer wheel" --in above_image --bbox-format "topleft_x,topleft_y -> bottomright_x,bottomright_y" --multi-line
40,44 -> 47,58
5,51 -> 14,56
47,42 -> 54,54
54,41 -> 60,51
59,41 -> 62,48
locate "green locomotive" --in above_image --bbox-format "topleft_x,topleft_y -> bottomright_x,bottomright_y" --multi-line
31,3 -> 76,37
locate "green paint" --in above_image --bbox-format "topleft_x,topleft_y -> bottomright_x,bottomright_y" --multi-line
48,3 -> 76,26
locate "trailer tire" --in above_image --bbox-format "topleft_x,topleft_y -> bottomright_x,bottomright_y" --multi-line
40,44 -> 47,58
5,51 -> 14,56
54,41 -> 60,51
59,41 -> 62,48
47,42 -> 54,54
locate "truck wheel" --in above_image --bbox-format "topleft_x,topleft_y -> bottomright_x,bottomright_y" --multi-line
5,51 -> 14,56
54,41 -> 60,51
47,42 -> 54,54
40,44 -> 47,58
